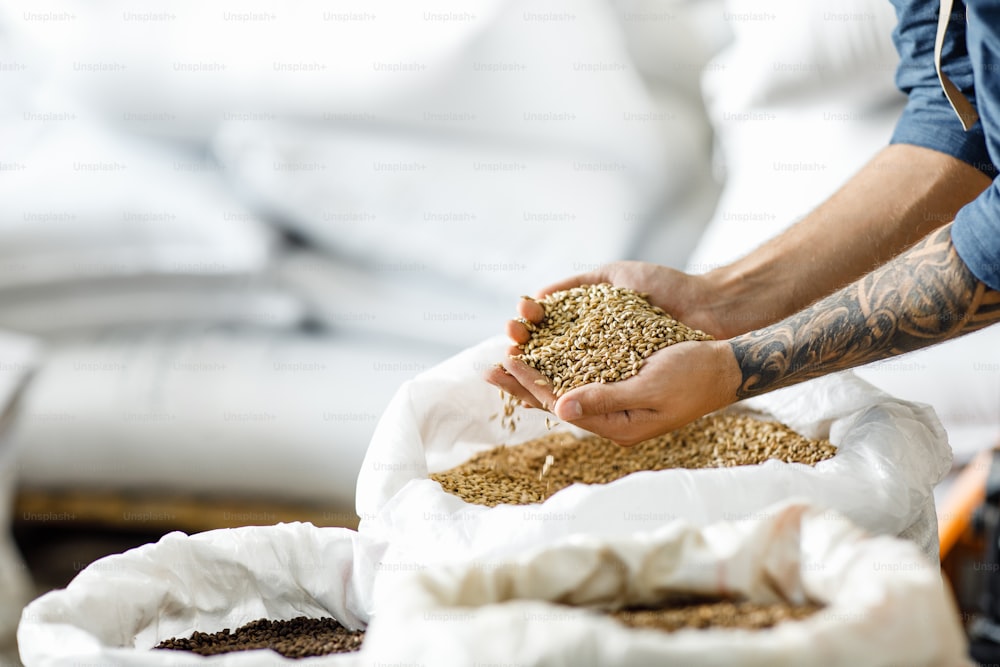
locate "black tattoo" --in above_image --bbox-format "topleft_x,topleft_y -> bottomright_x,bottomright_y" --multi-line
730,225 -> 1000,399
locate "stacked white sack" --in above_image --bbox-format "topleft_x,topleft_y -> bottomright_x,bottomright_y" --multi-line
363,502 -> 972,667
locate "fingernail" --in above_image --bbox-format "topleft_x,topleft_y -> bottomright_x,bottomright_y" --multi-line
557,399 -> 583,420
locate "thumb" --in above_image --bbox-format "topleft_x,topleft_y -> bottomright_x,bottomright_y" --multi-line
554,381 -> 636,421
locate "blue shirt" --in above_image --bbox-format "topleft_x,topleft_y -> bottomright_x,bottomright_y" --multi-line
890,0 -> 1000,291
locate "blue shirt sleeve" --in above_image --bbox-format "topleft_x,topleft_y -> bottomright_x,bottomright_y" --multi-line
953,185 -> 1000,291
888,0 -> 997,178
950,0 -> 1000,292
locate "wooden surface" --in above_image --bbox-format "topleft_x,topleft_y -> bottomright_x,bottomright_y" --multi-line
14,488 -> 359,533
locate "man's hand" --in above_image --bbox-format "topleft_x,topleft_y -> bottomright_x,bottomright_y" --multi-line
489,224 -> 1000,445
485,339 -> 742,446
496,260 -> 746,442
506,261 -> 740,348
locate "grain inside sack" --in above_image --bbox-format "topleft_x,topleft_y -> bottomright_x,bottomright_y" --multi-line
607,598 -> 823,632
432,414 -> 837,506
155,617 -> 364,658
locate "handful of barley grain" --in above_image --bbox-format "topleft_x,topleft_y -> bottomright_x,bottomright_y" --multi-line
516,283 -> 712,397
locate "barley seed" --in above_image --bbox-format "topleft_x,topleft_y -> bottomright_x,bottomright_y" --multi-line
495,383 -> 519,434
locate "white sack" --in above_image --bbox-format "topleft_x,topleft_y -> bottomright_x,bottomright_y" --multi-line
203,0 -> 689,296
0,279 -> 304,335
0,121 -> 277,291
13,328 -> 451,507
362,502 -> 971,667
357,337 -> 951,567
1,0 -> 506,142
214,120 -> 666,298
275,250 -> 511,350
18,524 -> 376,666
5,0 -> 669,158
689,0 -> 904,276
0,120 -> 302,334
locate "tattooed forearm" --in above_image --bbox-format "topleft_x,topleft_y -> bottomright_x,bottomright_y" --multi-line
730,224 -> 1000,399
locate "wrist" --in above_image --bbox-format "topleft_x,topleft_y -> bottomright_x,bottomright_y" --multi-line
700,263 -> 789,338
708,339 -> 744,409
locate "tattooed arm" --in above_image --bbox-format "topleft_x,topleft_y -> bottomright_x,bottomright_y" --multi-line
730,223 -> 1000,399
490,147 -> 991,417
495,223 -> 1000,445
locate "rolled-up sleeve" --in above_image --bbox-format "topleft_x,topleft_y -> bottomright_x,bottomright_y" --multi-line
953,186 -> 1000,290
888,0 -> 997,177
951,0 -> 1000,291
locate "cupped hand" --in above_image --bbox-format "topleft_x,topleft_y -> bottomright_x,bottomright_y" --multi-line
506,261 -> 726,346
484,339 -> 742,446
484,345 -> 555,412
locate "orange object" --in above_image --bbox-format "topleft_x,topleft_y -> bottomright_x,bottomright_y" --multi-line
938,448 -> 994,560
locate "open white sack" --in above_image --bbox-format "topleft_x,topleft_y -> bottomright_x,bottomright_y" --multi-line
357,337 -> 952,568
18,524 -> 377,666
362,502 -> 971,667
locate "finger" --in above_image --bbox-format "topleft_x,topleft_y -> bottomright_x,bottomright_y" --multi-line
506,319 -> 531,345
549,398 -> 663,446
501,355 -> 558,411
483,365 -> 544,410
553,380 -> 639,421
516,298 -> 545,323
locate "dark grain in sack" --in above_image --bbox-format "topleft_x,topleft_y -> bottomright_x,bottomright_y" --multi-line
155,616 -> 364,658
608,597 -> 823,632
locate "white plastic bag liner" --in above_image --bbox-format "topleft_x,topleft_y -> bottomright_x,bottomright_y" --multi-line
18,524 -> 377,666
357,337 -> 951,567
0,330 -> 41,645
363,502 -> 971,667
